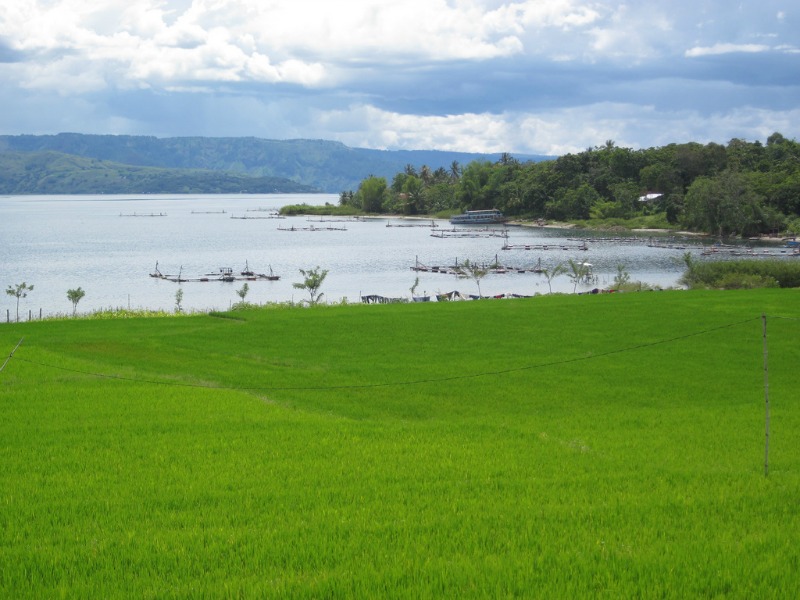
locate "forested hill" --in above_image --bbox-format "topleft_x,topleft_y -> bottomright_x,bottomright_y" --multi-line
0,133 -> 549,193
0,151 -> 318,194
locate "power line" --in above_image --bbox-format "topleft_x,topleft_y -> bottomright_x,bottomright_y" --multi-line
8,316 -> 761,392
0,337 -> 24,374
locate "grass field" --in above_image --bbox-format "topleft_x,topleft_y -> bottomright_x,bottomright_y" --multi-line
1,289 -> 799,598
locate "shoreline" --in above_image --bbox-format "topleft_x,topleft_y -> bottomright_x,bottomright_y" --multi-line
303,210 -> 797,244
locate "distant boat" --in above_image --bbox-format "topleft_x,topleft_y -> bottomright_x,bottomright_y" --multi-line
450,209 -> 507,225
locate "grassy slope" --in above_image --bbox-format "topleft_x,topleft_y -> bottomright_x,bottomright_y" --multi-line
1,290 -> 799,598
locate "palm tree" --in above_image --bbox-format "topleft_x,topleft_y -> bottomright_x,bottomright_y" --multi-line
450,160 -> 461,181
420,165 -> 432,186
542,263 -> 566,294
567,259 -> 591,293
456,259 -> 489,298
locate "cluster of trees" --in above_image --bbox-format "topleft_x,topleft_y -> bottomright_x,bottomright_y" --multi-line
342,134 -> 800,237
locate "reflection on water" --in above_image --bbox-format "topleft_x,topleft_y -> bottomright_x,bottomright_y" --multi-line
0,193 -> 785,317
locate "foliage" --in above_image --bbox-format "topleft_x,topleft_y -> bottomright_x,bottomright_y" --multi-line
566,259 -> 593,293
66,287 -> 85,317
5,282 -> 33,322
454,259 -> 490,297
350,133 -> 800,236
174,288 -> 184,314
1,291 -> 798,597
280,203 -> 361,216
85,307 -> 176,319
542,263 -> 567,294
355,176 -> 389,213
293,266 -> 329,305
612,265 -> 631,289
715,273 -> 780,290
613,280 -> 660,292
410,276 -> 420,297
681,258 -> 800,289
683,170 -> 764,237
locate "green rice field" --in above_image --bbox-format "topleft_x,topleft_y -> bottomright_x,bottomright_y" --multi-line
1,289 -> 799,598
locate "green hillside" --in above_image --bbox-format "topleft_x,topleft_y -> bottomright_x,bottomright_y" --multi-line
0,150 -> 318,194
0,133 -> 549,193
1,290 -> 798,597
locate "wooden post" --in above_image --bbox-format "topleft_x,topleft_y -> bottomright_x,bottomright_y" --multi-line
762,314 -> 770,477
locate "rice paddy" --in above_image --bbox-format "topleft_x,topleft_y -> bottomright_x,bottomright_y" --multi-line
1,289 -> 799,598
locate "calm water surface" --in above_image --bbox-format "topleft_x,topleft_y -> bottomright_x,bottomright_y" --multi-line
1,193 -> 702,317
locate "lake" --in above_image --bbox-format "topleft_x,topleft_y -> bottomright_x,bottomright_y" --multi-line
2,193 -> 703,318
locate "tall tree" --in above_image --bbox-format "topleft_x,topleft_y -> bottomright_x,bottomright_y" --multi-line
449,160 -> 461,181
683,170 -> 763,237
357,176 -> 388,213
419,165 -> 432,186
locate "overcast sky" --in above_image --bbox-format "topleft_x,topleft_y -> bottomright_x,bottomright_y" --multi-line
1,1 -> 798,155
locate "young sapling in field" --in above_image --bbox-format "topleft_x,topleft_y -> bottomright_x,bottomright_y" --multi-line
66,287 -> 85,316
174,287 -> 184,313
293,267 -> 328,305
455,259 -> 489,298
6,282 -> 34,322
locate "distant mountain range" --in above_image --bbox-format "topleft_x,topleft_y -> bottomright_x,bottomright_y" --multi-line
0,133 -> 552,194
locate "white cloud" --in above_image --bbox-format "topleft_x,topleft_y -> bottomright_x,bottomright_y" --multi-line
309,102 -> 800,155
0,1 -> 798,153
685,43 -> 771,57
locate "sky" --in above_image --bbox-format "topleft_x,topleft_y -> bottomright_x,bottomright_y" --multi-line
0,0 -> 798,156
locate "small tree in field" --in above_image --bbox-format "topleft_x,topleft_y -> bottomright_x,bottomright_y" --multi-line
542,263 -> 566,294
6,282 -> 33,322
236,282 -> 250,302
293,267 -> 328,305
456,259 -> 489,298
66,287 -> 85,316
567,259 -> 591,293
410,276 -> 420,297
612,265 -> 631,290
174,287 -> 184,313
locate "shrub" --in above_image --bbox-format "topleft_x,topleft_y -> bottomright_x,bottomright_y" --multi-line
681,259 -> 800,289
715,273 -> 779,289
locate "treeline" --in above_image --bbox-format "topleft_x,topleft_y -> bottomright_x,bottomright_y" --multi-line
343,133 -> 800,237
